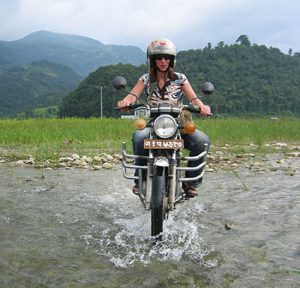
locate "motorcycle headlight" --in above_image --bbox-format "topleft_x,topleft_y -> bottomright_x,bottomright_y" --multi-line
153,115 -> 177,138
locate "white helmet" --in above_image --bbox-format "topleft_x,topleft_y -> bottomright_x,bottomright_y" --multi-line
147,38 -> 177,68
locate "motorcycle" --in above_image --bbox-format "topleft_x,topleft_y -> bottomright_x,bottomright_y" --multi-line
113,76 -> 214,239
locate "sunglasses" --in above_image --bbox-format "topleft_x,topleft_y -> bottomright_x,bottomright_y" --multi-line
155,54 -> 172,60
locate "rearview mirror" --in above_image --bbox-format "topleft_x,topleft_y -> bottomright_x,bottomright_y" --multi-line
112,76 -> 127,90
201,82 -> 214,95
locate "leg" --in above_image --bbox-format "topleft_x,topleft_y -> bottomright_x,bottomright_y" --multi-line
181,129 -> 211,187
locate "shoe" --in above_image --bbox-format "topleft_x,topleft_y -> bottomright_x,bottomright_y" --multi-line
183,183 -> 198,197
132,185 -> 139,195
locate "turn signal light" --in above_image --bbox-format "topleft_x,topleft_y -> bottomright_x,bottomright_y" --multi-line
135,118 -> 147,130
184,121 -> 196,134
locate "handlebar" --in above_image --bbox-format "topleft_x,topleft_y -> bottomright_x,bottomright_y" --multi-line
115,103 -> 147,111
115,103 -> 212,116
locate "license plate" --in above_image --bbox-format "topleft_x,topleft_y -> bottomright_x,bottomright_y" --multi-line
144,139 -> 184,149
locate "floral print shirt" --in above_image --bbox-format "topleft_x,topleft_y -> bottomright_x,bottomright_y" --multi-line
139,72 -> 189,107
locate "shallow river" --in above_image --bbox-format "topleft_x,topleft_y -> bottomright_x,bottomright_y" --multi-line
0,157 -> 299,287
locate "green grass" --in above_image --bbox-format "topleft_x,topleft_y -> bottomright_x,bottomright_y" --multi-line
0,117 -> 299,163
196,117 -> 300,145
0,118 -> 136,162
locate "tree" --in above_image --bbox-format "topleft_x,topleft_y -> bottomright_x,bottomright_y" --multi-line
217,41 -> 225,48
236,35 -> 251,46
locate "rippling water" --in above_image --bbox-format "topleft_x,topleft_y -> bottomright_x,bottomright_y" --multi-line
0,156 -> 299,287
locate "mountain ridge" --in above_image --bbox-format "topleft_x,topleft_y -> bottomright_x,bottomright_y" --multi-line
0,30 -> 146,75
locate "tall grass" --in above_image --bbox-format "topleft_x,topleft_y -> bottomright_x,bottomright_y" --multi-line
196,117 -> 300,146
0,117 -> 134,145
0,118 -> 136,161
0,117 -> 299,161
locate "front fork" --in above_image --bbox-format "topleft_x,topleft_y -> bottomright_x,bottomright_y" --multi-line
168,151 -> 178,211
147,150 -> 178,212
145,159 -> 153,209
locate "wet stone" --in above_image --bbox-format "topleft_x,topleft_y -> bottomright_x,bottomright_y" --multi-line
102,163 -> 114,169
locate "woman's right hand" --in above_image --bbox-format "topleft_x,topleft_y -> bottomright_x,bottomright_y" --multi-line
117,98 -> 131,109
116,79 -> 143,110
117,97 -> 136,111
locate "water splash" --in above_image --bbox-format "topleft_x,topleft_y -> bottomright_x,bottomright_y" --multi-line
81,199 -> 217,268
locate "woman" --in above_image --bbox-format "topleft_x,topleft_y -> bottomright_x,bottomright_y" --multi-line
117,38 -> 211,197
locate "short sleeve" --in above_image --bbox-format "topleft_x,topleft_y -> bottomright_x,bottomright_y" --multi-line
176,73 -> 189,85
138,73 -> 149,84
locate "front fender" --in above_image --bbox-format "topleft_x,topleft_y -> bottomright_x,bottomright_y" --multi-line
154,157 -> 169,167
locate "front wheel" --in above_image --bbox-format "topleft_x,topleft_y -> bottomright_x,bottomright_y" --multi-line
151,166 -> 166,238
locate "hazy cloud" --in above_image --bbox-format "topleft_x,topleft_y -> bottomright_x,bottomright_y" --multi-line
0,0 -> 299,53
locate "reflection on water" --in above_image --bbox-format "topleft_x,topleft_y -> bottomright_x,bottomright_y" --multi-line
0,157 -> 299,287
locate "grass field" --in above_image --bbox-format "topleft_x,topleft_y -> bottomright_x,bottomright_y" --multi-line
0,117 -> 299,162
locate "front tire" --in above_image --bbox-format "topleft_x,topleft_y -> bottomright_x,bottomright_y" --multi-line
151,166 -> 166,238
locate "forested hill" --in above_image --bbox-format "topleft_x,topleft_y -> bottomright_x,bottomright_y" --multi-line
59,42 -> 300,118
176,43 -> 300,116
0,60 -> 82,117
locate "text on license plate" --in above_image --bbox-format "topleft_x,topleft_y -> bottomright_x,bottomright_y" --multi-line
144,139 -> 184,149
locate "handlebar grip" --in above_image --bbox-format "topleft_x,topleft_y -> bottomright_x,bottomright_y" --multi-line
183,104 -> 212,116
183,104 -> 200,113
189,105 -> 201,113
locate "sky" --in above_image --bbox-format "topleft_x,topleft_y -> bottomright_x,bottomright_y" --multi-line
1,0 -> 300,54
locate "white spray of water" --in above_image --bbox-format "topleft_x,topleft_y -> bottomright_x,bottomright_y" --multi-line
80,184 -> 217,267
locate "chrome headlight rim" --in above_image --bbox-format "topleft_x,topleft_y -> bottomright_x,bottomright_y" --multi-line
153,115 -> 177,139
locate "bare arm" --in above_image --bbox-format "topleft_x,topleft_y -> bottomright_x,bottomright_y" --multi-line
182,82 -> 211,116
117,79 -> 145,109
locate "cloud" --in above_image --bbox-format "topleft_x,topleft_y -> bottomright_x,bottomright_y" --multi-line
0,0 -> 300,53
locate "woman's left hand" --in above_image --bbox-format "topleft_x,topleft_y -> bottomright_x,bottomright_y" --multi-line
199,104 -> 211,116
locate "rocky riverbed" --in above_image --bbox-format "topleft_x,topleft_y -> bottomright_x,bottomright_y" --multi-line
1,150 -> 300,287
0,142 -> 299,176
